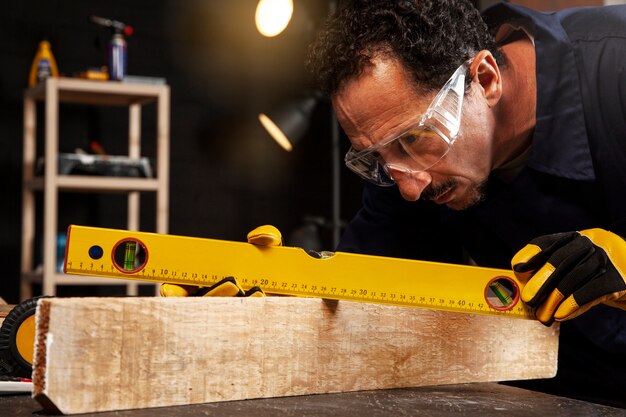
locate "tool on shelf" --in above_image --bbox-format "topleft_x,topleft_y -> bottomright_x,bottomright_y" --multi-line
91,15 -> 134,81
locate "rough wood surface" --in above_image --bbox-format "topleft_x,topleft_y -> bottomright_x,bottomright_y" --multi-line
32,297 -> 559,414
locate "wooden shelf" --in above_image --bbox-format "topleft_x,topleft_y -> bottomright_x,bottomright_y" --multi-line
21,272 -> 153,297
21,78 -> 169,299
25,176 -> 160,192
22,271 -> 144,286
25,78 -> 166,106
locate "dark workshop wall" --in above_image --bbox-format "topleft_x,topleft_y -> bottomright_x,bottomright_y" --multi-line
0,0 -> 365,303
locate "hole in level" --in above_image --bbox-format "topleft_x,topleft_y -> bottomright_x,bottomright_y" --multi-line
484,276 -> 519,311
88,245 -> 103,260
112,238 -> 148,274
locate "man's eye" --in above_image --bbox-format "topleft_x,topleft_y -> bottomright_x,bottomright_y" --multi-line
403,134 -> 416,144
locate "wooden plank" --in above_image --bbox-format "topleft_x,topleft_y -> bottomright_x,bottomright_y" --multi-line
32,297 -> 559,415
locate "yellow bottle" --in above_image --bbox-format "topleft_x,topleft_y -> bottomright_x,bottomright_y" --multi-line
28,40 -> 59,87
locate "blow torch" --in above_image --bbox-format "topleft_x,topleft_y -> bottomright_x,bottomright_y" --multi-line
91,15 -> 134,81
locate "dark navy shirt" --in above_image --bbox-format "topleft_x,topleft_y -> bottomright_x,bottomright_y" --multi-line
338,4 -> 626,353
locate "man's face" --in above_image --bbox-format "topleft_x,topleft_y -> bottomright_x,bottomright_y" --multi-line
332,56 -> 496,210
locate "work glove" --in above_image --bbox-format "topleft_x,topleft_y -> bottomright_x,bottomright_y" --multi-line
511,228 -> 626,325
160,225 -> 283,297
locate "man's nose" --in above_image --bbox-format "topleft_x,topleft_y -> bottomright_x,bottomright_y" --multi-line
390,169 -> 432,202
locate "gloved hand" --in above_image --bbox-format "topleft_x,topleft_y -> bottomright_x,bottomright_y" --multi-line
511,228 -> 626,325
160,225 -> 283,297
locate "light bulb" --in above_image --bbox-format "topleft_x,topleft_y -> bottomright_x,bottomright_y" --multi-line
259,114 -> 293,151
255,0 -> 294,37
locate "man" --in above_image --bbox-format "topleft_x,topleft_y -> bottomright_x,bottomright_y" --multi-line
306,0 -> 626,407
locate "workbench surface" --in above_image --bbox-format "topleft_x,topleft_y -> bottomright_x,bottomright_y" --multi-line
1,383 -> 624,416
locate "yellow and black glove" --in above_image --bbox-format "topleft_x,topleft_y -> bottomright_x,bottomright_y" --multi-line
512,228 -> 626,325
160,225 -> 283,298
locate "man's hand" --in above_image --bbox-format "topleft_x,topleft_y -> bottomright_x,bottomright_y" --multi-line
160,225 -> 282,297
512,228 -> 626,325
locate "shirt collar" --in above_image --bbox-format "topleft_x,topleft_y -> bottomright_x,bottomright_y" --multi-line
484,3 -> 595,181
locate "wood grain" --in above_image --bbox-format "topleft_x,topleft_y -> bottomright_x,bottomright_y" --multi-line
32,297 -> 559,414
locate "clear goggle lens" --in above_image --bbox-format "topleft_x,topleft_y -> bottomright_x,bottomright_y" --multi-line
345,126 -> 451,186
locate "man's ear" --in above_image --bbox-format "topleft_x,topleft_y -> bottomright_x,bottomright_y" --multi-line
470,50 -> 502,107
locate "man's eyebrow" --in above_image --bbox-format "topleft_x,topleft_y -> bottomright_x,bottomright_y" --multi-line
349,134 -> 376,152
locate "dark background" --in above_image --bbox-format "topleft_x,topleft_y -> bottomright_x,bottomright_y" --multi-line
0,0 -> 605,303
1,0 -> 365,303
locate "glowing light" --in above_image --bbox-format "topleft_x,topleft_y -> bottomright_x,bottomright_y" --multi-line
259,113 -> 293,151
255,0 -> 294,37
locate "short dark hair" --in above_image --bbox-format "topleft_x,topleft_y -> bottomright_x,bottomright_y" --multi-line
306,0 -> 503,94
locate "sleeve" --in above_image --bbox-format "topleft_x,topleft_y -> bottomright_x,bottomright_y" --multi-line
565,6 -> 626,230
562,6 -> 626,356
337,183 -> 464,264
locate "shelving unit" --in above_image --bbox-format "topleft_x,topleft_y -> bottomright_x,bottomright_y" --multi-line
21,78 -> 170,299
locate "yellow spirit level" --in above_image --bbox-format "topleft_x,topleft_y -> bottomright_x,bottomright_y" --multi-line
64,225 -> 534,319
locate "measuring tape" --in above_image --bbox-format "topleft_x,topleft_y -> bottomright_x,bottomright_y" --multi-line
64,225 -> 534,320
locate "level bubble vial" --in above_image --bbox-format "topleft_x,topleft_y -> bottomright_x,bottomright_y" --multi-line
484,276 -> 519,311
112,238 -> 148,274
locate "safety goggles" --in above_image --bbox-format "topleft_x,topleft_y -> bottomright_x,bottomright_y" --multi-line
344,60 -> 471,186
